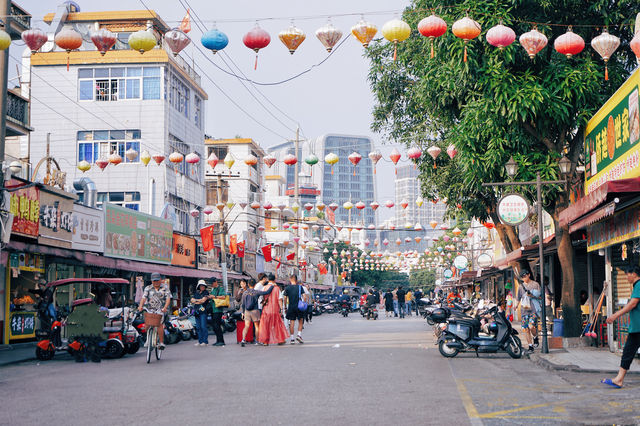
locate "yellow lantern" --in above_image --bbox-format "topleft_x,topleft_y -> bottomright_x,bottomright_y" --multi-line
226,200 -> 235,210
381,18 -> 411,61
292,202 -> 300,213
224,152 -> 235,170
140,150 -> 151,166
128,29 -> 157,54
0,30 -> 11,50
324,152 -> 339,175
416,196 -> 424,207
278,24 -> 306,54
77,160 -> 91,173
343,201 -> 353,210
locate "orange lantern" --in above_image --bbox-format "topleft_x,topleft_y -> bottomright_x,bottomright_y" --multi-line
451,16 -> 481,62
279,24 -> 305,54
351,19 -> 377,48
55,25 -> 83,70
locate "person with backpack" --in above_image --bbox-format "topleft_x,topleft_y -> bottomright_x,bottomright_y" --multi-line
239,279 -> 273,347
190,280 -> 210,346
284,273 -> 308,344
514,270 -> 541,353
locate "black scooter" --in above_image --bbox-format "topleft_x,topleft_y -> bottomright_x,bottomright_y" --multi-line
340,301 -> 350,317
437,306 -> 522,359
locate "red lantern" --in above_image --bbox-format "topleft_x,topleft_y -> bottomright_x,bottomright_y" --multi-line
348,151 -> 362,176
446,144 -> 458,160
451,16 -> 481,62
95,157 -> 109,171
152,154 -> 166,165
519,28 -> 548,59
207,152 -> 218,168
554,27 -> 584,58
418,15 -> 447,58
263,154 -> 276,168
91,27 -> 117,56
631,32 -> 640,62
370,201 -> 380,211
389,148 -> 401,175
485,23 -> 516,50
21,28 -> 48,54
283,154 -> 297,166
243,24 -> 271,70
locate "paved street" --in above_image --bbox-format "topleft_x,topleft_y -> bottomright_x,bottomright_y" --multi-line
1,313 -> 639,426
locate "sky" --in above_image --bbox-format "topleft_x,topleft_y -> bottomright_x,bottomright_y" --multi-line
16,0 -> 412,222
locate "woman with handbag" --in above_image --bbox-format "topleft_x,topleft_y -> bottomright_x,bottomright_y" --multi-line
208,278 -> 228,346
191,280 -> 210,346
258,273 -> 289,346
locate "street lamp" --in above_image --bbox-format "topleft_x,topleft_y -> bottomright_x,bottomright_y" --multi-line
483,157 -> 570,354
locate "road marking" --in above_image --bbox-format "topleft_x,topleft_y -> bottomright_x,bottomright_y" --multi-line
455,379 -> 481,424
476,396 -> 586,418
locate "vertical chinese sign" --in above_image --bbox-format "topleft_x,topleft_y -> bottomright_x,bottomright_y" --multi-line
8,179 -> 39,238
171,233 -> 197,268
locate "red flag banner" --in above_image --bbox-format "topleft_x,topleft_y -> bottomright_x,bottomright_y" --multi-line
200,225 -> 214,252
237,241 -> 245,258
286,252 -> 295,261
261,245 -> 272,262
275,256 -> 281,270
229,234 -> 237,254
318,264 -> 327,275
180,10 -> 191,33
327,208 -> 335,224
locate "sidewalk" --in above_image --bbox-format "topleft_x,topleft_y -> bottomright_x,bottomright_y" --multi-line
529,346 -> 640,375
0,342 -> 37,367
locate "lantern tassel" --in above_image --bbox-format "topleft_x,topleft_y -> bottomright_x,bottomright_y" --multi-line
463,44 -> 468,63
353,168 -> 355,177
254,54 -> 258,70
374,167 -> 377,175
605,65 -> 609,81
67,54 -> 70,71
430,42 -> 434,59
331,166 -> 334,175
395,167 -> 397,176
393,41 -> 397,61
433,163 -> 437,169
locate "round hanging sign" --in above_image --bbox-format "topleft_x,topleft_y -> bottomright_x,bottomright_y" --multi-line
497,193 -> 530,226
453,255 -> 468,270
443,269 -> 453,279
476,253 -> 493,268
435,279 -> 442,286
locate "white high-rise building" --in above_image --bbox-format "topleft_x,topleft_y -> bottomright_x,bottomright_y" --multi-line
28,8 -> 206,234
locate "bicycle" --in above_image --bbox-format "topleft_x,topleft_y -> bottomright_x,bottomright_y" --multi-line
142,311 -> 164,364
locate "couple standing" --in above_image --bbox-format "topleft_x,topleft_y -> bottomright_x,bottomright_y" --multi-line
240,273 -> 309,346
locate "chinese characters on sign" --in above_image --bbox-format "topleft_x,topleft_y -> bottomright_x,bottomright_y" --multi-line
8,179 -> 39,238
38,189 -> 76,249
72,204 -> 104,253
497,193 -> 530,226
9,312 -> 36,339
587,205 -> 640,252
104,204 -> 172,264
171,233 -> 196,268
585,69 -> 640,194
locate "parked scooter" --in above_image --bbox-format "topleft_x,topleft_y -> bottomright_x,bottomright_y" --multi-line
163,314 -> 182,345
222,309 -> 238,332
434,305 -> 522,359
365,305 -> 379,320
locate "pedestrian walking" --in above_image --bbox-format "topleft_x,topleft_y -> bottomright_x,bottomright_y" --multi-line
235,279 -> 247,307
191,280 -> 210,346
208,278 -> 226,347
384,289 -> 394,317
514,270 -> 541,353
284,274 -> 307,344
240,279 -> 273,346
392,287 -> 399,317
304,283 -> 314,323
405,289 -> 413,317
258,274 -> 289,346
602,266 -> 640,388
414,288 -> 423,315
255,273 -> 268,312
397,286 -> 406,318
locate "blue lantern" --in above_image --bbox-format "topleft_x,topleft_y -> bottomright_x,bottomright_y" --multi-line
201,28 -> 229,54
437,246 -> 444,253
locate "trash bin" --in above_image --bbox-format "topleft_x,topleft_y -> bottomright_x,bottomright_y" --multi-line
552,319 -> 564,337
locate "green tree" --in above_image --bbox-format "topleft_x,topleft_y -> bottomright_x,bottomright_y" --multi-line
367,0 -> 637,336
409,268 -> 436,293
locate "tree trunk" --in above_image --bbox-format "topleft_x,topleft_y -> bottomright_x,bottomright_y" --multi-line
490,211 -> 530,273
555,219 -> 581,337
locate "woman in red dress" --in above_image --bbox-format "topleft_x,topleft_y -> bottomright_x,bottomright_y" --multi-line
258,275 -> 289,346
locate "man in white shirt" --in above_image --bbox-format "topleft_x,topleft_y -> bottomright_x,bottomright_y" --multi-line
254,273 -> 268,312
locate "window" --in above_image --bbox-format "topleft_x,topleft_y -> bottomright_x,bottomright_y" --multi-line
206,181 -> 228,205
78,67 -> 161,101
208,146 -> 227,162
96,192 -> 141,210
77,129 -> 141,164
194,96 -> 202,129
169,72 -> 190,118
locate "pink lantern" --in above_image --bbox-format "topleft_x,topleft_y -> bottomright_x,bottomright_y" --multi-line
164,29 -> 191,57
519,28 -> 548,59
185,152 -> 200,164
243,24 -> 271,69
370,201 -> 380,210
485,23 -> 516,49
263,202 -> 273,210
355,201 -> 365,210
203,206 -> 214,215
190,209 -> 200,218
368,150 -> 382,174
207,152 -> 218,168
304,203 -> 314,211
384,200 -> 395,208
91,28 -> 117,55
417,14 -> 447,58
446,144 -> 458,159
554,27 -> 585,58
328,203 -> 339,211
96,158 -> 109,171
631,32 -> 640,61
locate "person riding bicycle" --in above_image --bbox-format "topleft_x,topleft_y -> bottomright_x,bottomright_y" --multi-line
137,272 -> 171,350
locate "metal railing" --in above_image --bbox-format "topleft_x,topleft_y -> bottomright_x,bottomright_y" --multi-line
6,90 -> 29,127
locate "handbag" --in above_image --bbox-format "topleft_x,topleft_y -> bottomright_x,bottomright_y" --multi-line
520,294 -> 531,310
214,295 -> 230,308
297,285 -> 308,312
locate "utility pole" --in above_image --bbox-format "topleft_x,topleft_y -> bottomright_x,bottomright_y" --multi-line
0,0 -> 11,180
217,173 -> 228,294
293,126 -> 299,268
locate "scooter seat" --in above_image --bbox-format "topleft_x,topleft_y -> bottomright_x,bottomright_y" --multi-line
102,326 -> 121,333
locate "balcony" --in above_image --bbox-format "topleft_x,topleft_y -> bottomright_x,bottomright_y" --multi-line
6,89 -> 32,137
7,2 -> 31,39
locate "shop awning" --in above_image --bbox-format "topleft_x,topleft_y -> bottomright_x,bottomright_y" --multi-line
6,240 -> 216,279
559,177 -> 640,228
309,284 -> 331,290
569,200 -> 617,233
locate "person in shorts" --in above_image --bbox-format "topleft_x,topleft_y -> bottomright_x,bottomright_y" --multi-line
515,270 -> 541,352
137,272 -> 171,349
283,274 -> 308,344
602,266 -> 640,388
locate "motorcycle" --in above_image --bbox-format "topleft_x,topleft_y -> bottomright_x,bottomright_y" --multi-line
340,301 -> 350,317
222,309 -> 238,333
169,314 -> 195,341
435,305 -> 522,359
179,304 -> 199,339
163,314 -> 182,345
322,302 -> 336,314
311,302 -> 323,317
365,305 -> 379,320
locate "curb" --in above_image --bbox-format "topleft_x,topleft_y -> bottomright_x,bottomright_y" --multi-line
528,353 -> 640,375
